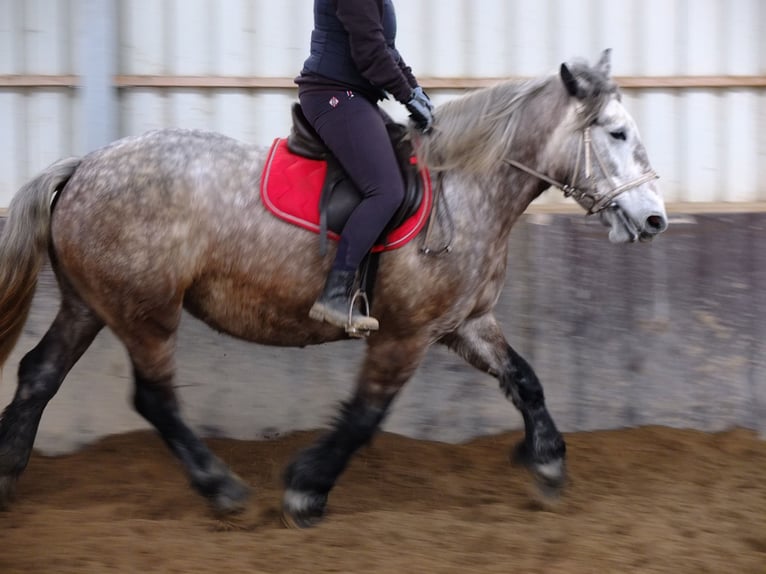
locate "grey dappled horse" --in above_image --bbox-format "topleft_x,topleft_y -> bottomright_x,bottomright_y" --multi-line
0,51 -> 666,526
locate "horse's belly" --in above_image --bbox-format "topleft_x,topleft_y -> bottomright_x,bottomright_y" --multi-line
183,278 -> 345,347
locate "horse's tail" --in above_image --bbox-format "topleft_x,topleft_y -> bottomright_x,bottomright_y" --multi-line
0,157 -> 81,369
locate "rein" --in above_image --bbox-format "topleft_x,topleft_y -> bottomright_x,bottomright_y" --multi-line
505,127 -> 658,214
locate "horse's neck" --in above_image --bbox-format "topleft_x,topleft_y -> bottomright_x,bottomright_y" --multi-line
438,167 -> 544,241
427,80 -> 569,237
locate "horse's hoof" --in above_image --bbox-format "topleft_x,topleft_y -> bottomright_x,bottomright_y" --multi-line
511,441 -> 567,496
281,489 -> 327,528
0,475 -> 17,510
210,474 -> 250,515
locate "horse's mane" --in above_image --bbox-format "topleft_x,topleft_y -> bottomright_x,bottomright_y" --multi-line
416,60 -> 618,174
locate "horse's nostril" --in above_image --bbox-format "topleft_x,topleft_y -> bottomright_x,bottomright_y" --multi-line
645,214 -> 667,234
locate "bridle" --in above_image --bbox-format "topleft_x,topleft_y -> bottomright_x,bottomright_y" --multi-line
505,126 -> 658,214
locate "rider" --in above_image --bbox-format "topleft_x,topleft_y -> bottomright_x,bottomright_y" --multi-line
296,0 -> 434,332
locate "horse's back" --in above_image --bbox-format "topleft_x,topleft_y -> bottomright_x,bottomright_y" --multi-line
58,129 -> 263,218
56,129 -> 265,248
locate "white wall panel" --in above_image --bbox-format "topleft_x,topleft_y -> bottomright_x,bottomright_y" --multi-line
555,0 -> 597,66
598,0 -> 639,75
120,0 -> 165,75
215,0 -> 252,76
724,92 -> 759,202
250,90 -> 300,144
1,0 -> 765,208
636,0 -> 682,202
25,90 -> 74,176
171,0 -> 212,75
119,0 -> 166,139
251,0 -> 310,76
721,0 -> 760,202
22,0 -> 77,173
168,91 -> 212,131
508,0 -> 557,74
0,0 -> 21,73
0,0 -> 76,206
426,0 -> 469,77
465,0 -> 510,77
682,0 -> 723,203
0,1 -> 23,206
23,0 -> 71,74
120,88 -> 166,136
212,91 -> 256,143
0,92 -> 23,205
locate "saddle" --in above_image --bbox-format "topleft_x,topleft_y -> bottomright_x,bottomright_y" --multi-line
286,103 -> 425,255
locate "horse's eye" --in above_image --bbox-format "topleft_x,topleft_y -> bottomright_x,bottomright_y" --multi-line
610,130 -> 627,141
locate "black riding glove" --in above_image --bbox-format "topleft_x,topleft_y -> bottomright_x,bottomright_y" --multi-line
406,87 -> 434,133
412,86 -> 433,111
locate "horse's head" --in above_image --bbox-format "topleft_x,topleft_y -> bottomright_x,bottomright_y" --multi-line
548,49 -> 668,243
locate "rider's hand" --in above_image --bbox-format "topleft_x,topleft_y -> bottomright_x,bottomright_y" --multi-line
412,86 -> 433,111
406,87 -> 434,134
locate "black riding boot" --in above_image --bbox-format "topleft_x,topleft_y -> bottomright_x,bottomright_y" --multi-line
309,269 -> 379,332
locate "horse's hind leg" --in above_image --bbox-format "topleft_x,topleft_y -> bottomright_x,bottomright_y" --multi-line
282,334 -> 428,527
0,285 -> 103,508
441,313 -> 566,495
120,313 -> 249,514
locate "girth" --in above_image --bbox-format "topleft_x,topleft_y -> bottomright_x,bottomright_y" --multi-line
286,103 -> 424,255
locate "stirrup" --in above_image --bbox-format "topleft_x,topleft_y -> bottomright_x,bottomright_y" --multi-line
346,289 -> 374,338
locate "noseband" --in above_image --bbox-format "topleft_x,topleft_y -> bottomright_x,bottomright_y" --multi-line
505,127 -> 658,214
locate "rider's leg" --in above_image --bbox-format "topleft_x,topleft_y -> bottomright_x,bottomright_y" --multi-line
299,89 -> 405,331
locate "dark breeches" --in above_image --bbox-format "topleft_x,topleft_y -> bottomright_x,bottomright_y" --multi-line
299,88 -> 405,271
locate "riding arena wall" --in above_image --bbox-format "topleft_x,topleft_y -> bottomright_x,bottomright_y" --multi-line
0,0 -> 764,452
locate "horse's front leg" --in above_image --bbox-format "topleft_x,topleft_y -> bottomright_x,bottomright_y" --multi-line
282,334 -> 427,528
442,314 -> 566,495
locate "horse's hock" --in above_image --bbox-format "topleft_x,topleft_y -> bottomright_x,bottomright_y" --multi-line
1,212 -> 764,454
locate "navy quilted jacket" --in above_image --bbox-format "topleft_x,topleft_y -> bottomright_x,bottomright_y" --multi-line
296,0 -> 418,103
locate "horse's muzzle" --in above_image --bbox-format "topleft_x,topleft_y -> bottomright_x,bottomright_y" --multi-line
600,204 -> 668,244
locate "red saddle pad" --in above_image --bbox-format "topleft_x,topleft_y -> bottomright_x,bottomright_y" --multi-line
260,138 -> 432,252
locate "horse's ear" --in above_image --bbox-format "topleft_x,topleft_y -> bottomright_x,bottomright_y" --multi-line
596,48 -> 612,77
560,63 -> 583,98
